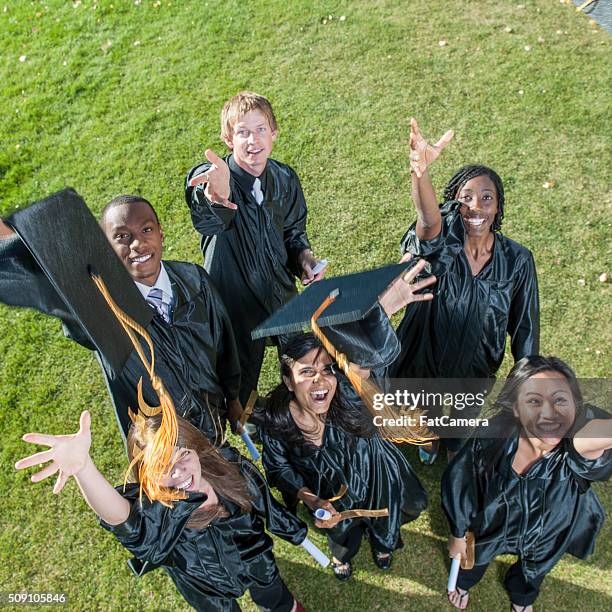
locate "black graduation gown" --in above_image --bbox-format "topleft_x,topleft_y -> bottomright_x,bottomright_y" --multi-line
0,235 -> 240,443
260,417 -> 428,553
441,410 -> 611,581
185,156 -> 311,403
391,202 -> 539,379
101,449 -> 307,612
185,155 -> 310,318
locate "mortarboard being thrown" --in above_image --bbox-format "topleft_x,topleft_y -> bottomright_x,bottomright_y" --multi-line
252,259 -> 438,581
0,190 -> 242,445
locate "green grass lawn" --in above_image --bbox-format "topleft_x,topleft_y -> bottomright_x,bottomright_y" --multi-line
0,0 -> 610,610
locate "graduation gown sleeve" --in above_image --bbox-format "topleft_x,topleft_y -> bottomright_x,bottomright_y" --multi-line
0,234 -> 93,347
508,250 -> 539,360
100,484 -> 206,570
280,168 -> 310,277
185,163 -> 238,236
322,302 -> 400,370
567,405 -> 612,484
567,441 -> 612,482
240,456 -> 307,545
441,439 -> 483,538
259,431 -> 307,497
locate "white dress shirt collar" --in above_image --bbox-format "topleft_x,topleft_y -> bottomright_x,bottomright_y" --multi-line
134,262 -> 173,304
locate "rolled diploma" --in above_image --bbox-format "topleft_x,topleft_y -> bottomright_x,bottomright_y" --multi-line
300,536 -> 330,568
314,508 -> 332,521
447,557 -> 460,592
236,422 -> 260,461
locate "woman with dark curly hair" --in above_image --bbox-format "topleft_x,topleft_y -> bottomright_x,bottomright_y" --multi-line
391,119 -> 540,464
258,329 -> 428,582
442,355 -> 612,611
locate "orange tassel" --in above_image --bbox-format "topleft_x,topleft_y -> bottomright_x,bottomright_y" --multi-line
91,274 -> 185,507
310,291 -> 437,445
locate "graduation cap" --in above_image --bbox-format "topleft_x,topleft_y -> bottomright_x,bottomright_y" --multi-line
252,263 -> 437,445
252,263 -> 413,369
5,188 -> 153,378
6,189 -> 185,505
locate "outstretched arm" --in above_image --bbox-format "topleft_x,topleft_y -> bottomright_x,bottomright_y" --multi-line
573,419 -> 612,460
185,150 -> 238,237
408,118 -> 453,241
15,411 -> 130,525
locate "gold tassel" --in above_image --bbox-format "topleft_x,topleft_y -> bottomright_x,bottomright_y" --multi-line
318,484 -> 389,527
310,291 -> 436,445
326,484 -> 348,503
462,531 -> 475,570
318,507 -> 389,528
91,274 -> 185,507
240,390 -> 258,426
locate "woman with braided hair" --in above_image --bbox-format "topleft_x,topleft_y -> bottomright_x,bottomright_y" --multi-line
391,119 -> 539,464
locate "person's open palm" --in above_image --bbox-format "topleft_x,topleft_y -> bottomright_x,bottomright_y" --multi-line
15,410 -> 92,494
409,118 -> 453,178
188,149 -> 236,210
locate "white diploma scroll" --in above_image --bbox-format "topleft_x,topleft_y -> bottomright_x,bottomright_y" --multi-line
236,422 -> 261,461
314,508 -> 332,521
300,536 -> 330,568
447,558 -> 461,593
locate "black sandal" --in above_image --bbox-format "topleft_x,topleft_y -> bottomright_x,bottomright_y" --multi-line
372,550 -> 393,570
510,605 -> 531,612
331,560 -> 352,582
448,587 -> 469,609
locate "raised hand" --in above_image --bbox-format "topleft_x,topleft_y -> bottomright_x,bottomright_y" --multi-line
409,118 -> 454,178
378,257 -> 436,317
188,149 -> 237,210
15,410 -> 92,494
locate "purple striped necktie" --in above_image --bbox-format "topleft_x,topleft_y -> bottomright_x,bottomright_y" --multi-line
146,287 -> 171,322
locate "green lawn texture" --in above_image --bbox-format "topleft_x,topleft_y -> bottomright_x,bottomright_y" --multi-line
0,0 -> 610,610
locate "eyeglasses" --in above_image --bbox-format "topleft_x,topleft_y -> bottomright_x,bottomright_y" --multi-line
296,363 -> 338,379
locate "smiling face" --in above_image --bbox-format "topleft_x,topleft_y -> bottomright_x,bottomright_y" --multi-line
102,201 -> 164,287
159,447 -> 218,504
223,109 -> 277,176
283,348 -> 338,416
457,174 -> 499,237
513,371 -> 577,448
